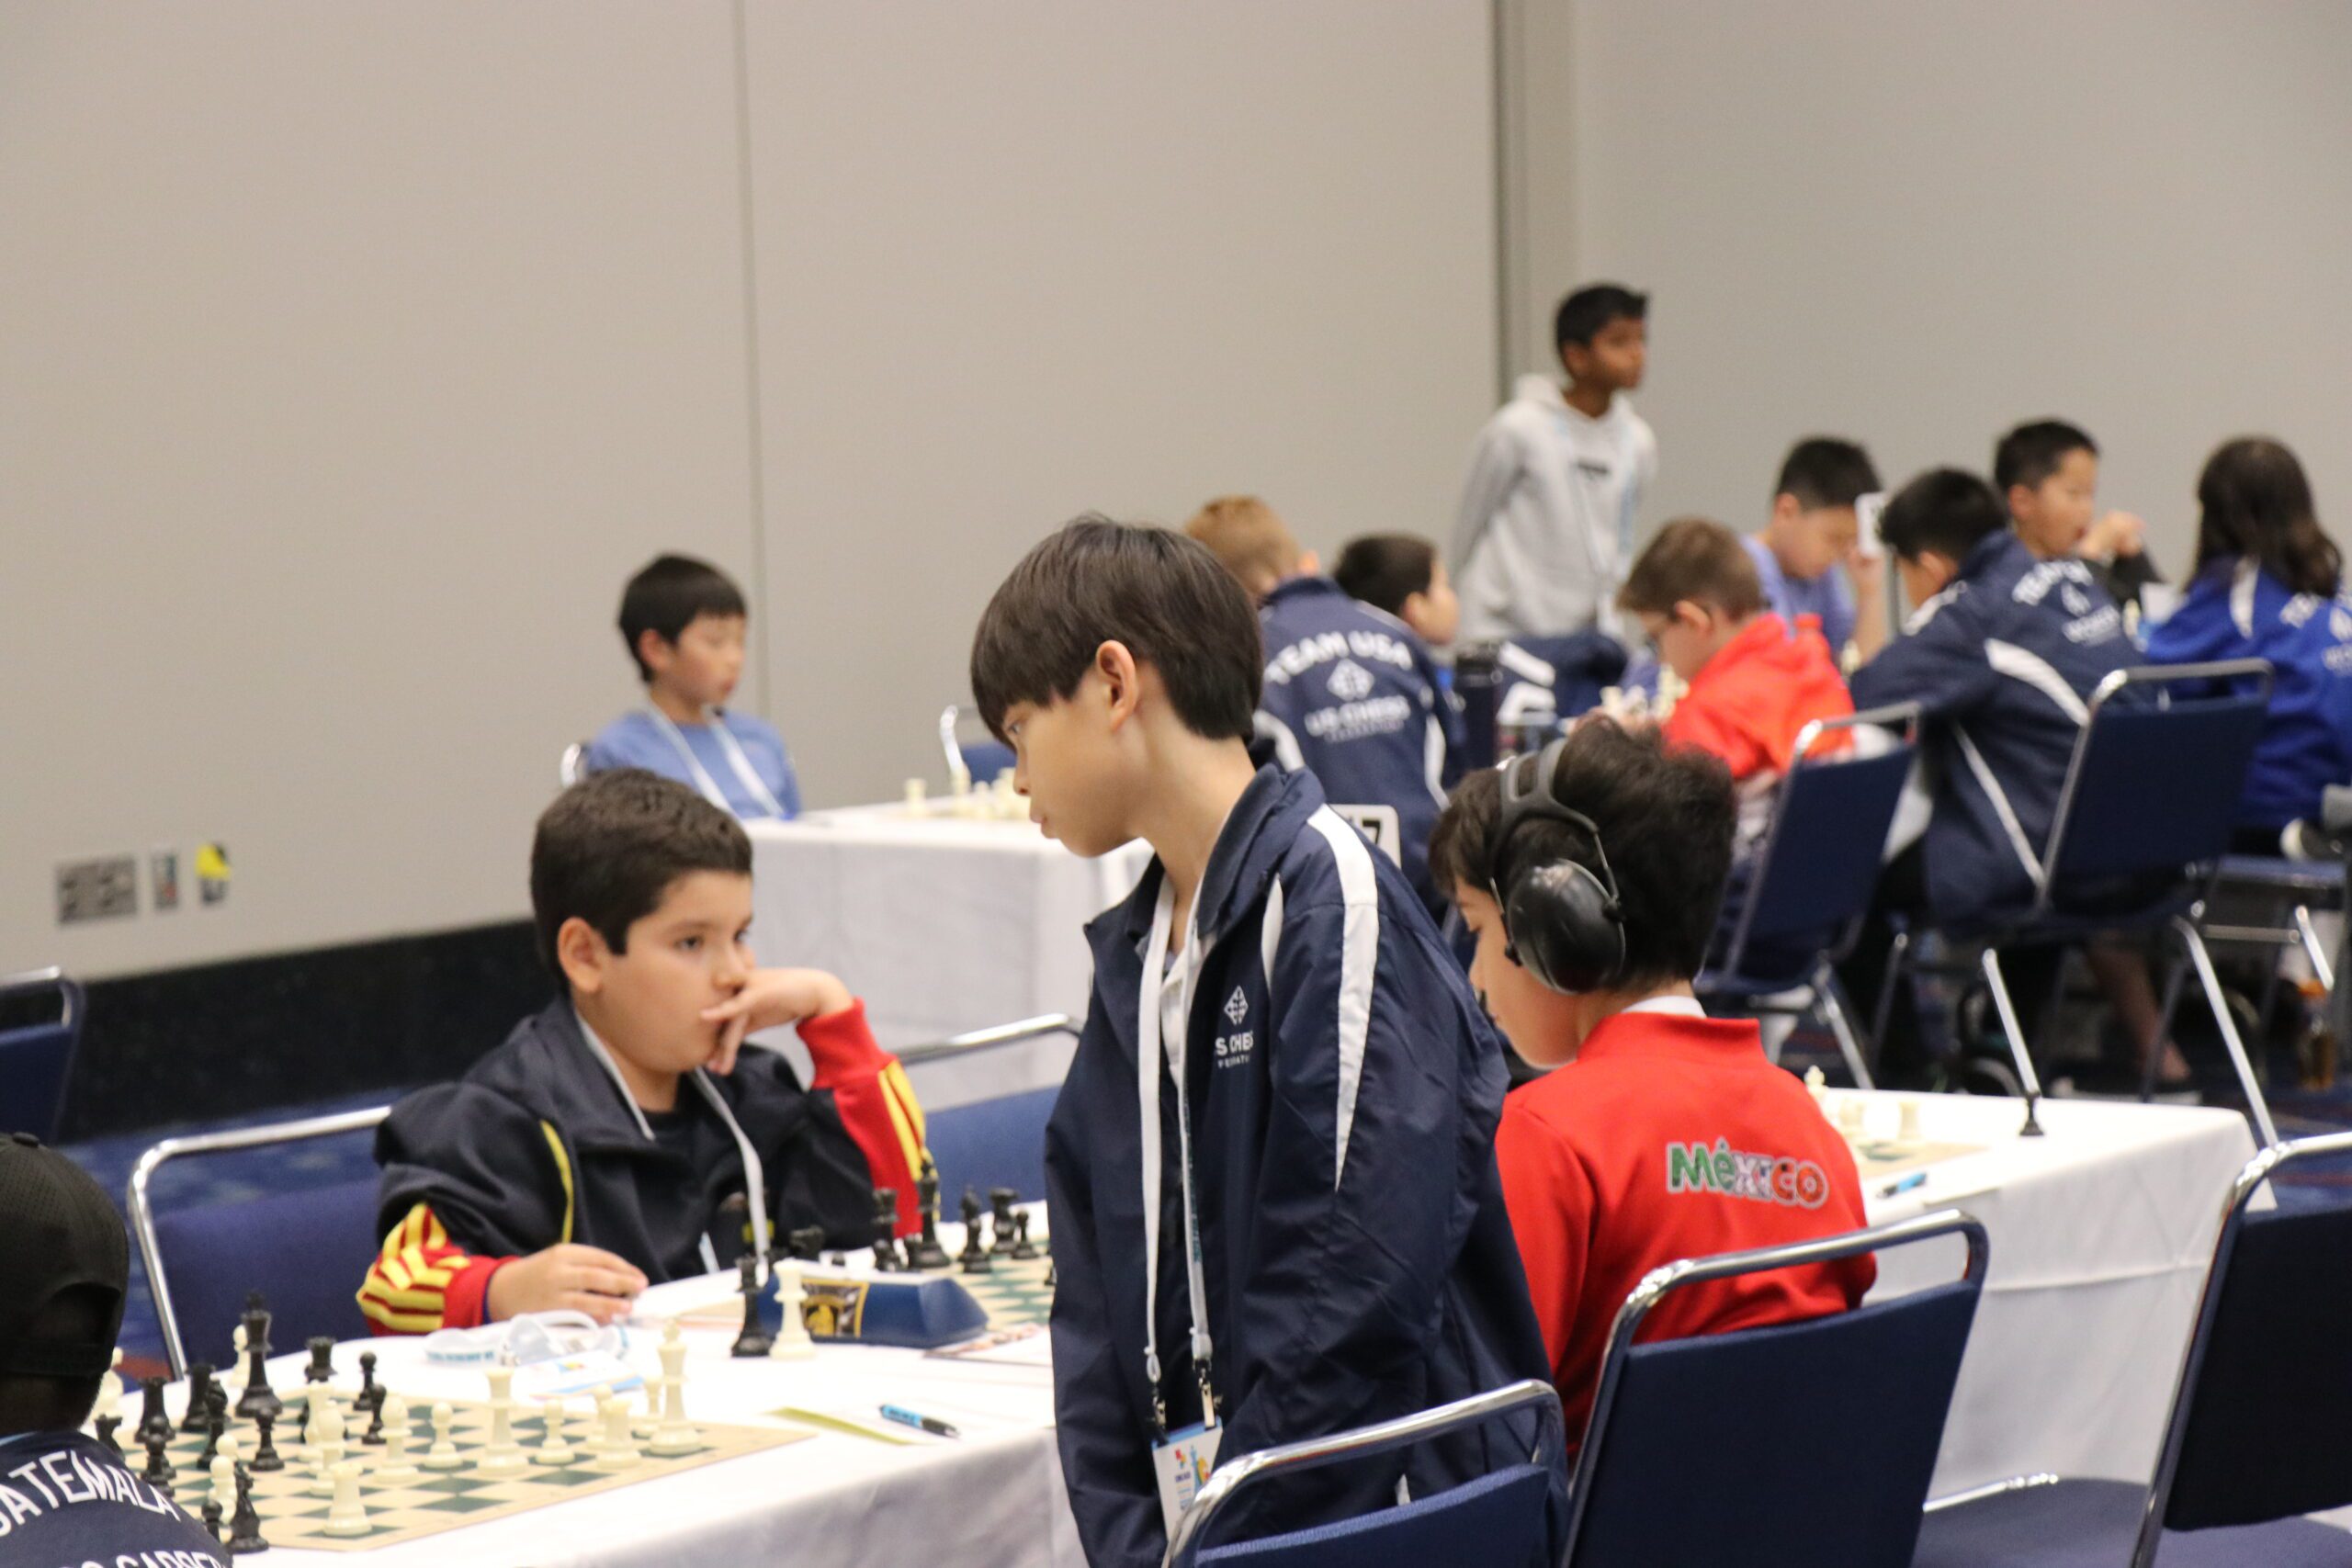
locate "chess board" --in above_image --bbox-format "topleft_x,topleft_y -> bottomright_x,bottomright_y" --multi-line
147,1396 -> 806,1552
678,1251 -> 1056,1340
1844,1135 -> 1983,1180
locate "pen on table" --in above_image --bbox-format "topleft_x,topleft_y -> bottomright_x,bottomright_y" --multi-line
1880,1170 -> 1928,1200
879,1404 -> 962,1439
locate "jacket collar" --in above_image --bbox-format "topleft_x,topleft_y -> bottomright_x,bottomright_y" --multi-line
1261,574 -> 1348,613
1097,765 -> 1327,956
502,999 -> 692,1154
1960,530 -> 2030,584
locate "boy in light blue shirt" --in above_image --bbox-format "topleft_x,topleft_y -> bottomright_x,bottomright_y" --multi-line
583,555 -> 801,819
1743,436 -> 1885,664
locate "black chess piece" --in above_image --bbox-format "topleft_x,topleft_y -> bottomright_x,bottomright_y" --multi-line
957,1187 -> 991,1275
870,1188 -> 906,1271
988,1189 -> 1019,1256
1008,1208 -> 1040,1261
356,1350 -> 385,1443
227,1461 -> 268,1554
200,1496 -> 224,1544
180,1361 -> 216,1434
909,1166 -> 951,1269
362,1392 -> 387,1447
787,1224 -> 826,1261
729,1253 -> 774,1359
141,1425 -> 175,1495
305,1337 -> 335,1385
249,1409 -> 283,1472
137,1375 -> 172,1449
95,1414 -> 122,1460
197,1390 -> 225,1472
234,1292 -> 281,1422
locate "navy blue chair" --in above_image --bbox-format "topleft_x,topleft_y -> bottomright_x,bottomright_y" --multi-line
899,1013 -> 1079,1205
2188,853 -> 2343,1077
129,1106 -> 390,1379
1565,1208 -> 1988,1568
1912,1131 -> 2352,1567
1699,704 -> 1922,1089
1163,1379 -> 1566,1568
0,966 -> 85,1143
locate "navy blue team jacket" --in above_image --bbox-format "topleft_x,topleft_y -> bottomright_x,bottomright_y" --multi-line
1850,532 -> 2136,929
1254,576 -> 1462,919
0,1431 -> 227,1564
1046,766 -> 1556,1568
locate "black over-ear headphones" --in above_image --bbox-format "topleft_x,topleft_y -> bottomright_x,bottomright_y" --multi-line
1485,737 -> 1627,994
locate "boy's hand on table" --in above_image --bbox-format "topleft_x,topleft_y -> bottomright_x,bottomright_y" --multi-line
702,967 -> 856,1073
487,1244 -> 646,1325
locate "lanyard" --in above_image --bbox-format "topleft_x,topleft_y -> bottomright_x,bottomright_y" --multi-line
646,705 -> 788,820
1137,879 -> 1218,1438
574,1010 -> 773,1273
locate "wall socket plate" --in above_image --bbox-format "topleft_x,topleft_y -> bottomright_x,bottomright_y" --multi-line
58,855 -> 138,923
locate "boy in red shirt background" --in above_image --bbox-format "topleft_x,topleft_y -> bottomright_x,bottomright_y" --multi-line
1428,722 -> 1872,1449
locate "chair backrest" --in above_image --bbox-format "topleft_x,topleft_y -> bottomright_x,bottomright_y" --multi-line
129,1106 -> 390,1378
2134,1130 -> 2352,1562
923,1086 -> 1058,1204
1565,1209 -> 1988,1568
1166,1379 -> 1565,1568
0,967 -> 85,1144
2038,661 -> 2271,902
1715,705 -> 1920,980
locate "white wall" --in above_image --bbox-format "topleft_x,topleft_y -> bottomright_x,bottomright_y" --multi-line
1506,0 -> 2352,570
0,2 -> 1496,979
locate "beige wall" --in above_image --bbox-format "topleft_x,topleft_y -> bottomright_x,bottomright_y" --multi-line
1,2 -> 1497,978
1504,0 -> 2352,570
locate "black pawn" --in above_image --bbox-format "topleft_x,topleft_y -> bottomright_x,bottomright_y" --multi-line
201,1496 -> 224,1544
988,1189 -> 1019,1256
249,1409 -> 283,1472
361,1393 -> 386,1447
180,1361 -> 216,1434
138,1375 -> 174,1449
356,1351 -> 385,1444
197,1393 -> 225,1472
909,1168 -> 951,1269
227,1462 -> 268,1554
729,1253 -> 773,1359
234,1292 -> 280,1422
141,1426 -> 175,1495
95,1414 -> 122,1460
1008,1208 -> 1040,1261
957,1187 -> 991,1275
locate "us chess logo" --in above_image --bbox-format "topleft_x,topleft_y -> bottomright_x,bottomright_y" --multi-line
1215,987 -> 1254,1067
1224,987 -> 1249,1024
1327,660 -> 1375,701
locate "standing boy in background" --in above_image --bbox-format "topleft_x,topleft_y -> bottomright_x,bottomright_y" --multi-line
1452,284 -> 1656,642
1746,437 -> 1888,664
972,517 -> 1553,1567
1996,420 -> 2163,615
583,554 -> 801,819
1186,497 -> 1461,922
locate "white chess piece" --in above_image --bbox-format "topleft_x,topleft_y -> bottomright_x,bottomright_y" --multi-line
421,1401 -> 463,1471
1838,1098 -> 1865,1136
590,1394 -> 641,1472
105,1348 -> 126,1413
647,1330 -> 700,1456
532,1396 -> 575,1465
769,1262 -> 816,1361
374,1394 -> 420,1483
323,1459 -> 370,1538
309,1398 -> 346,1496
582,1390 -> 616,1457
480,1369 -> 526,1474
1804,1065 -> 1828,1111
1898,1097 -> 1923,1148
221,1328 -> 244,1393
209,1450 -> 237,1511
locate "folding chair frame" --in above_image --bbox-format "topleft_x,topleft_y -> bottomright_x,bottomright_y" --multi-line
0,964 -> 85,1142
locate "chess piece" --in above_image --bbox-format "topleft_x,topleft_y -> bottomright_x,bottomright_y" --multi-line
137,1375 -> 174,1450
95,1413 -> 122,1459
1838,1098 -> 1864,1136
909,1167 -> 952,1269
250,1408 -> 283,1472
769,1260 -> 817,1360
870,1188 -> 905,1272
180,1361 -> 217,1434
305,1337 -> 336,1386
324,1459 -> 370,1538
227,1461 -> 268,1554
309,1397 -> 346,1497
1008,1208 -> 1040,1261
196,1390 -> 225,1472
478,1367 -> 527,1473
234,1293 -> 282,1422
787,1224 -> 826,1262
532,1397 -> 575,1465
105,1346 -> 127,1415
730,1253 -> 774,1358
648,1323 -> 700,1455
356,1349 -> 383,1419
141,1424 -> 175,1495
422,1400 -> 464,1470
200,1496 -> 224,1546
1898,1097 -> 1923,1148
957,1187 -> 991,1275
1804,1065 -> 1828,1111
988,1189 -> 1020,1256
361,1386 -> 387,1447
590,1394 -> 641,1472
375,1393 -> 421,1483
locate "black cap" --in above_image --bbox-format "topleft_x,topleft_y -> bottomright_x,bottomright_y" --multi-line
0,1133 -> 129,1381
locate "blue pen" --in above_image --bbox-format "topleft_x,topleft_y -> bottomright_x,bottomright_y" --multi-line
1880,1170 -> 1928,1200
880,1404 -> 961,1439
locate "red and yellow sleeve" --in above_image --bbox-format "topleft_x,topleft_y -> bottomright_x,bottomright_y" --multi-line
356,1202 -> 511,1335
799,998 -> 930,1236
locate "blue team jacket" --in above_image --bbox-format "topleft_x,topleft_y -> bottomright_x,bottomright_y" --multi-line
2145,559 -> 2352,829
1254,577 -> 1462,919
1850,533 -> 2136,928
1046,766 -> 1557,1568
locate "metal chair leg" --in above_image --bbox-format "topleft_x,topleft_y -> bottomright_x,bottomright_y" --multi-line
1815,963 -> 1876,1091
1871,928 -> 1912,1055
2174,915 -> 2281,1149
1979,947 -> 2047,1135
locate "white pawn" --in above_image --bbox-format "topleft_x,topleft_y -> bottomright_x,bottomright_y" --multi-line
420,1401 -> 463,1471
532,1397 -> 575,1466
209,1450 -> 237,1512
582,1390 -> 616,1457
323,1459 -> 370,1538
1898,1097 -> 1924,1149
309,1397 -> 346,1497
590,1394 -> 640,1472
769,1262 -> 816,1361
1804,1065 -> 1828,1111
374,1394 -> 420,1483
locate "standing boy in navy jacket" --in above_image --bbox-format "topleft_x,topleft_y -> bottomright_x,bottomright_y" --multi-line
1184,496 -> 1463,923
970,517 -> 1555,1568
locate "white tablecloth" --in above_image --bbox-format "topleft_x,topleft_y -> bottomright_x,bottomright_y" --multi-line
1848,1090 -> 2258,1495
746,806 -> 1151,1111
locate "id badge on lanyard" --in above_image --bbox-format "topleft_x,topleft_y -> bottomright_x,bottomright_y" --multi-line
1137,880 -> 1221,1530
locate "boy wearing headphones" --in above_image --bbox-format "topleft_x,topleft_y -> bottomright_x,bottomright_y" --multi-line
1428,723 -> 1871,1448
972,517 -> 1555,1568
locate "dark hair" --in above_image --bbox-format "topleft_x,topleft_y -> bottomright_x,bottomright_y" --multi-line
1429,723 -> 1734,987
1776,436 -> 1882,511
2194,437 -> 2338,596
1332,534 -> 1439,618
618,555 -> 748,682
1993,420 -> 2098,495
530,769 -> 751,976
1555,283 -> 1648,354
970,515 -> 1261,743
1877,468 -> 2010,564
1617,516 -> 1764,619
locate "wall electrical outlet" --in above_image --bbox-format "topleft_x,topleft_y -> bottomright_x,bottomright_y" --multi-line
57,856 -> 138,923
